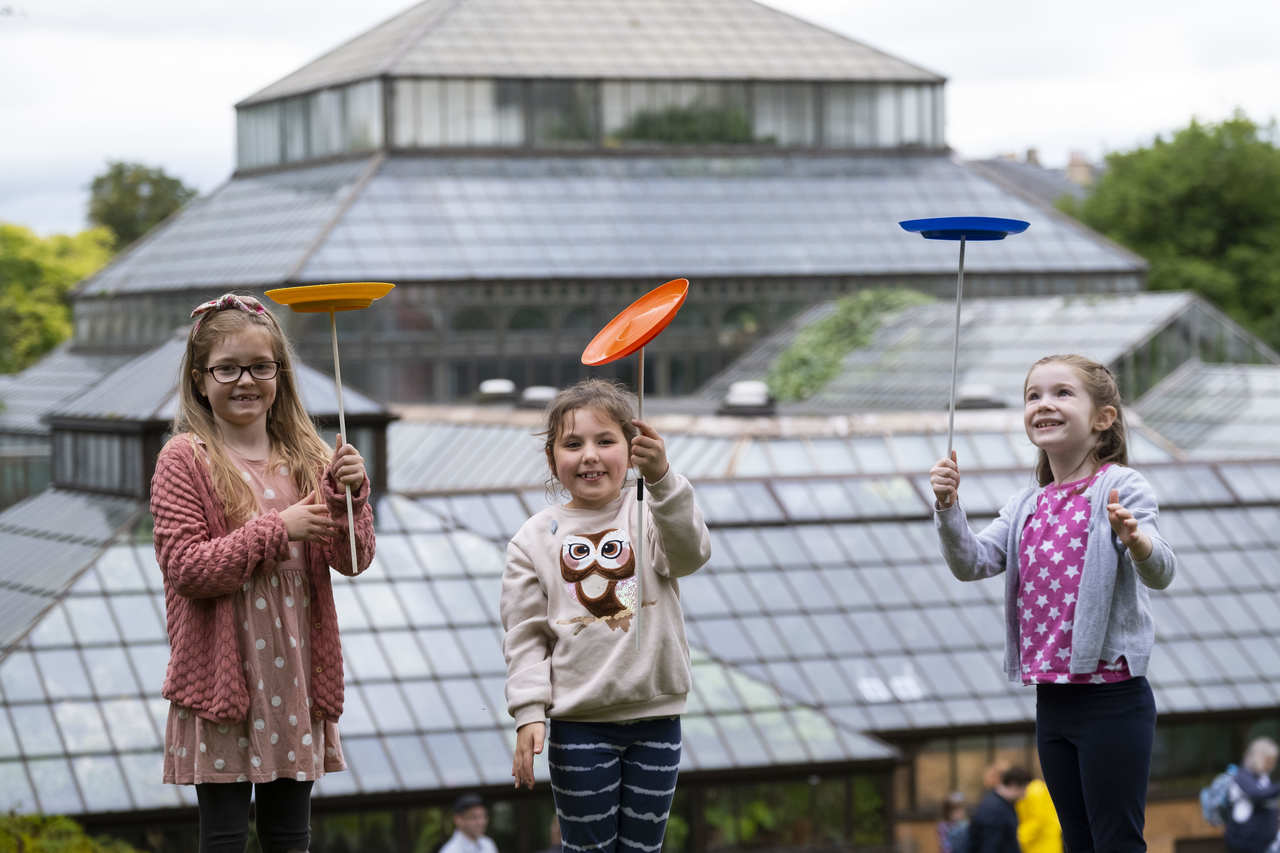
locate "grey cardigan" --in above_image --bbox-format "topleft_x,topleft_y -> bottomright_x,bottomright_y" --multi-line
934,464 -> 1175,682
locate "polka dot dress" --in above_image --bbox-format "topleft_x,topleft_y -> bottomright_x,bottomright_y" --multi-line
164,448 -> 346,784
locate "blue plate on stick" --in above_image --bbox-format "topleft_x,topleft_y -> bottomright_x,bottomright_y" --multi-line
899,216 -> 1029,241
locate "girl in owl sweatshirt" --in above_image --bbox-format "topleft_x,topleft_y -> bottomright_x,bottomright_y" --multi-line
501,379 -> 711,852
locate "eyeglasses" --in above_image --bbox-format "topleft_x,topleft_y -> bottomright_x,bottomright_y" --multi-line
204,361 -> 281,384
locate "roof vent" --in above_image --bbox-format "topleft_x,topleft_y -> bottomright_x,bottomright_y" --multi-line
717,380 -> 776,416
954,383 -> 1008,410
476,378 -> 517,403
518,385 -> 558,409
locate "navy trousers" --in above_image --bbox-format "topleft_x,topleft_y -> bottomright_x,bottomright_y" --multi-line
547,717 -> 681,853
1036,676 -> 1156,853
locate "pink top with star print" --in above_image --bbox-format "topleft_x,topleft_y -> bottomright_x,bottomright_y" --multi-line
1018,464 -> 1131,685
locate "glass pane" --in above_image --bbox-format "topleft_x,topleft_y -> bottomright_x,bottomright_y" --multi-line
11,704 -> 63,755
342,633 -> 392,682
119,751 -> 183,808
361,682 -> 416,732
354,583 -> 409,629
80,646 -> 141,697
128,643 -> 170,696
27,602 -> 75,647
28,757 -> 82,813
36,650 -> 93,700
101,698 -> 158,750
377,630 -> 432,678
110,593 -> 166,642
94,546 -> 146,591
401,679 -> 456,731
74,755 -> 132,811
385,733 -> 439,788
432,579 -> 489,625
343,736 -> 398,793
465,730 -> 511,783
0,759 -> 36,811
64,596 -> 120,644
426,732 -> 481,787
369,535 -> 423,580
418,629 -> 471,676
52,701 -> 112,752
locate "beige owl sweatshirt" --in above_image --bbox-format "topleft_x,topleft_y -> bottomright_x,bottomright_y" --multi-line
501,470 -> 712,729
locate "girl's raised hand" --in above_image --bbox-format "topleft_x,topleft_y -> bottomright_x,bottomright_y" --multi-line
630,419 -> 669,483
1107,489 -> 1153,560
280,491 -> 337,542
930,450 -> 960,508
330,434 -> 367,489
512,721 -> 544,790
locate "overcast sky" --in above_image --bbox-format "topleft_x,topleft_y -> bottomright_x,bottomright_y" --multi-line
2,0 -> 1277,235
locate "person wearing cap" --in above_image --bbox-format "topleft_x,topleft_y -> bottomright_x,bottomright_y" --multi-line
440,793 -> 498,853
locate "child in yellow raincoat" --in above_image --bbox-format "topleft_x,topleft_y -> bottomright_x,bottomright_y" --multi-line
1017,778 -> 1062,853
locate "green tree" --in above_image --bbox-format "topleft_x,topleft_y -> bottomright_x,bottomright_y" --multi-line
88,161 -> 197,249
1058,112 -> 1280,350
0,813 -> 144,851
0,223 -> 114,373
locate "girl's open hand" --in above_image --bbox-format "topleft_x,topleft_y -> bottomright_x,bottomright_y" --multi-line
280,491 -> 337,542
630,419 -> 669,483
1107,489 -> 1152,560
330,434 -> 366,489
930,451 -> 960,508
512,721 -> 544,789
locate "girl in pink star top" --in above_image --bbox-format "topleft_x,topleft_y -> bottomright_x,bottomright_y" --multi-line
929,354 -> 1176,853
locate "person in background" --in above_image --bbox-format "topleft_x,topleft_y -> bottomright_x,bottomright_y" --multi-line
1225,737 -> 1280,853
440,793 -> 498,853
969,766 -> 1032,853
938,791 -> 969,853
1016,778 -> 1062,853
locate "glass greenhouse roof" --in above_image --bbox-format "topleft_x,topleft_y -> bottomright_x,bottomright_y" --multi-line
3,445 -> 1278,815
78,159 -> 374,296
77,155 -> 1144,296
387,414 -> 1174,495
241,0 -> 942,107
701,292 -> 1195,412
0,347 -> 130,437
46,334 -> 386,423
1138,361 -> 1280,460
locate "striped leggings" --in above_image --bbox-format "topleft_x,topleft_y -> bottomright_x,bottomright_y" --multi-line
548,717 -> 681,853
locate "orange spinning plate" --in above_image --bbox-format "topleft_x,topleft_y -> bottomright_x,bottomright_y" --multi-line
265,281 -> 395,313
581,278 -> 688,366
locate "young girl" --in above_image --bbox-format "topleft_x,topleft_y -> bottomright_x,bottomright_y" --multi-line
929,354 -> 1175,852
502,378 -> 711,852
150,293 -> 375,853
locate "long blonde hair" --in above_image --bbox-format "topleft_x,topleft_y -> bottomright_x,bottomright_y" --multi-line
1025,354 -> 1129,487
174,297 -> 331,525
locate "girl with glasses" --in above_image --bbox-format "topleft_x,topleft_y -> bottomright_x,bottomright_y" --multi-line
150,292 -> 376,852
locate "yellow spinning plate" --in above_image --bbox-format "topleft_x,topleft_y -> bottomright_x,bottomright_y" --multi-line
265,281 -> 395,313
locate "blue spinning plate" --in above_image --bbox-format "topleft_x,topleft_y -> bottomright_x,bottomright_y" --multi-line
899,216 -> 1029,241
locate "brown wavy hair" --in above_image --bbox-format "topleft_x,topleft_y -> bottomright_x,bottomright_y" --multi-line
540,378 -> 639,480
174,296 -> 331,525
1025,354 -> 1128,486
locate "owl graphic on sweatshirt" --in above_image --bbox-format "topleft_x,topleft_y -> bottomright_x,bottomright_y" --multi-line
560,528 -> 637,622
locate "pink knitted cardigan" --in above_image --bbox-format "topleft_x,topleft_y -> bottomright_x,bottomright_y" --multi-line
150,433 -> 375,724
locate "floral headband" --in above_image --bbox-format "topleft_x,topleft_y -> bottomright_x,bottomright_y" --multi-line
190,293 -> 268,332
